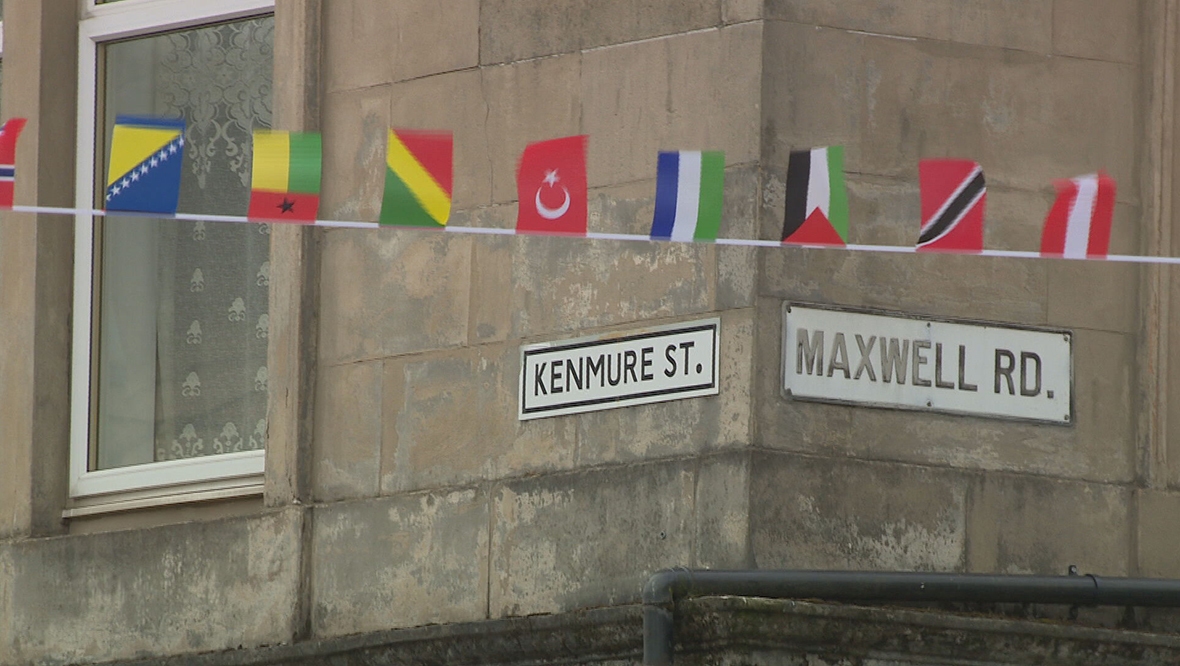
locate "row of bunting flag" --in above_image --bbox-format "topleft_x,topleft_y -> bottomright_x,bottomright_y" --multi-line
0,115 -> 1117,259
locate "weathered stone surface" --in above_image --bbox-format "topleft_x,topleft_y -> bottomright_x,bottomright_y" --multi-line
318,229 -> 471,364
574,309 -> 753,466
751,452 -> 968,571
1046,259 -> 1140,335
0,510 -> 301,665
324,0 -> 478,92
483,54 -> 581,204
582,24 -> 761,188
314,360 -> 383,501
695,452 -> 752,569
765,0 -> 1053,52
490,461 -> 697,617
467,225 -> 515,345
479,0 -> 722,65
1053,0 -> 1141,64
724,0 -> 761,23
312,489 -> 489,637
506,236 -> 716,339
380,343 -> 577,494
1137,490 -> 1180,578
761,247 -> 1049,326
321,85 -> 390,223
761,22 -> 1137,194
967,474 -> 1131,575
390,69 -> 492,210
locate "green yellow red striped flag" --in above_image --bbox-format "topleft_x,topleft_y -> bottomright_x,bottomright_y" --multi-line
380,129 -> 452,227
248,130 -> 321,222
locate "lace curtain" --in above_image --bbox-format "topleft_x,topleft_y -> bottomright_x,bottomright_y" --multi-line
95,17 -> 274,469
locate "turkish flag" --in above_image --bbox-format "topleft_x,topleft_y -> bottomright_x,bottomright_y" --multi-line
515,135 -> 588,235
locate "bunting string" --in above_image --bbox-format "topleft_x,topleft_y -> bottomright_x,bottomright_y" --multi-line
12,203 -> 1180,266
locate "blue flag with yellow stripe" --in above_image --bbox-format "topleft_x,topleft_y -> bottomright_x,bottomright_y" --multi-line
106,115 -> 185,214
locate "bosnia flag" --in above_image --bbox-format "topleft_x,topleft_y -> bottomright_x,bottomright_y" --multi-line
247,130 -> 322,223
106,116 -> 186,215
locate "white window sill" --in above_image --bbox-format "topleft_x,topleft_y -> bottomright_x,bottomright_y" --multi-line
64,473 -> 264,519
66,449 -> 265,518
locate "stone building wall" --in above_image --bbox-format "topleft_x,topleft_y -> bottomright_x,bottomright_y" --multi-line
2,1 -> 1180,664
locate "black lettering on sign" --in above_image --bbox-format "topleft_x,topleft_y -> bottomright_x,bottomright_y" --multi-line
994,349 -> 1016,394
679,341 -> 695,376
934,343 -> 955,390
587,354 -> 605,388
797,329 -> 824,376
624,350 -> 639,383
828,332 -> 851,379
1020,352 -> 1042,397
607,353 -> 622,387
566,358 -> 583,391
534,362 -> 548,395
664,344 -> 678,378
641,346 -> 654,381
881,337 -> 909,384
957,345 -> 978,392
854,335 -> 877,381
550,360 -> 564,394
912,340 -> 932,388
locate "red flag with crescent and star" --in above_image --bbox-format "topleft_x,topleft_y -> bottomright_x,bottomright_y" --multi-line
515,135 -> 588,235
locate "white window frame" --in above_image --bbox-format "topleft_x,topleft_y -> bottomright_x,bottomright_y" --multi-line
68,0 -> 275,514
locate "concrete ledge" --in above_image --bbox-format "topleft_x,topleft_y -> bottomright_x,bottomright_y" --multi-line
90,597 -> 1180,666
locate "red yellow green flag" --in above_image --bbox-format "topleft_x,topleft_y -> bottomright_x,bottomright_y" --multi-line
247,130 -> 321,222
379,129 -> 452,227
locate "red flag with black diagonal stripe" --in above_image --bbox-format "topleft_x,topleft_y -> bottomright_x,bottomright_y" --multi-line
917,159 -> 987,253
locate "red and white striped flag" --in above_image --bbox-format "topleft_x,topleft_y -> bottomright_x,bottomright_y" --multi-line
1039,173 -> 1116,259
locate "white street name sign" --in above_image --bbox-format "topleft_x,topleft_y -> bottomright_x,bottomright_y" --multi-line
783,305 -> 1072,424
519,319 -> 720,420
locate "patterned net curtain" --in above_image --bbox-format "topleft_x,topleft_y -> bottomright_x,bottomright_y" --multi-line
96,17 -> 274,469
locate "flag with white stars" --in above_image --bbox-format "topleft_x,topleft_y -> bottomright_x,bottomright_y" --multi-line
106,115 -> 186,215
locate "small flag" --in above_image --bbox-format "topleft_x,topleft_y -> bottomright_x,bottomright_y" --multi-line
516,135 -> 588,236
105,116 -> 185,215
649,151 -> 725,242
1040,173 -> 1116,259
0,118 -> 27,209
380,129 -> 452,227
782,146 -> 848,245
247,130 -> 321,223
917,159 -> 987,252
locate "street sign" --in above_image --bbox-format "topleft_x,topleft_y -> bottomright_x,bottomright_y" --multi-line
783,305 -> 1072,424
519,318 -> 720,420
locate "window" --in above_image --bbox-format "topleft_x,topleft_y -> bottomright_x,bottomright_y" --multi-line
69,0 -> 275,515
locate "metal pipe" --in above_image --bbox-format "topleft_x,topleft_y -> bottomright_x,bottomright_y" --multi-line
642,569 -> 1180,665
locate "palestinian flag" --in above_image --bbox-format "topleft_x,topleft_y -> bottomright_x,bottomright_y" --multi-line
917,159 -> 986,252
782,146 -> 848,245
247,130 -> 321,223
380,129 -> 452,227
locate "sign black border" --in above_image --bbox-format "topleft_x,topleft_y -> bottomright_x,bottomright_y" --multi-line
520,321 -> 719,416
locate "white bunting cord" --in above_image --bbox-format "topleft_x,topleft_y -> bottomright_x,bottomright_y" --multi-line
10,203 -> 1180,266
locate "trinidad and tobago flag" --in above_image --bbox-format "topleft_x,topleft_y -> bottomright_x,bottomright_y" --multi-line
917,159 -> 986,252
